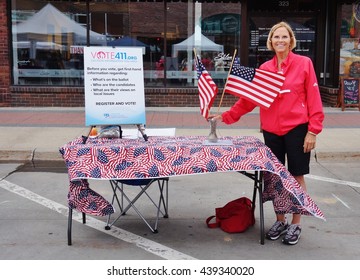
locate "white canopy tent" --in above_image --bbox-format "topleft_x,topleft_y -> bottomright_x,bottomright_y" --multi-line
13,3 -> 106,46
172,33 -> 224,57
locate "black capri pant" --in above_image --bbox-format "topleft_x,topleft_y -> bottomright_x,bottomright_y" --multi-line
262,123 -> 310,176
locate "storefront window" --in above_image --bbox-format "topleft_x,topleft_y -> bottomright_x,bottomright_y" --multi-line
11,1 -> 241,88
12,1 -> 109,86
340,3 -> 360,78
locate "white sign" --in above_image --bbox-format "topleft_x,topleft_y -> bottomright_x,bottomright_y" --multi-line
84,46 -> 146,126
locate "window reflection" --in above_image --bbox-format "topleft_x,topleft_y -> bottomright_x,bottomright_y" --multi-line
11,1 -> 241,88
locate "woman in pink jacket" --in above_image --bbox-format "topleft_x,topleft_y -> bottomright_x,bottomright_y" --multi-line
210,21 -> 324,245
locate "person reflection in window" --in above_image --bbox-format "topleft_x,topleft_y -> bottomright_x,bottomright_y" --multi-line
46,51 -> 64,69
155,55 -> 164,80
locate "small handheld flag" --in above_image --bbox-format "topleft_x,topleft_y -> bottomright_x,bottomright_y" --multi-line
195,55 -> 218,119
225,65 -> 285,109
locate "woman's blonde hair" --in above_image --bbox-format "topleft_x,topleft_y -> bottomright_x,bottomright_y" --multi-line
266,21 -> 297,51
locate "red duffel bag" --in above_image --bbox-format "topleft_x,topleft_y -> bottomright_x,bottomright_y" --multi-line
206,197 -> 255,233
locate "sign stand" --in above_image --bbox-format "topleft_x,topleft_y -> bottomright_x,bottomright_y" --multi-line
339,77 -> 360,111
82,124 -> 148,144
136,124 -> 148,141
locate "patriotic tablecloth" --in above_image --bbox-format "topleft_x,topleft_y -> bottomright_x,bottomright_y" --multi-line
59,135 -> 325,220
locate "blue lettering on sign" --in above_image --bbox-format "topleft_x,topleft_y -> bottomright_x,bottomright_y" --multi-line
115,52 -> 137,61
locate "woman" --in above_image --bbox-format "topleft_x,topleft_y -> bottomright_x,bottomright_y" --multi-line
210,22 -> 324,245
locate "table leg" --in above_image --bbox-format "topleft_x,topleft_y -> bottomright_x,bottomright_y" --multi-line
240,171 -> 265,244
256,171 -> 265,245
67,207 -> 72,246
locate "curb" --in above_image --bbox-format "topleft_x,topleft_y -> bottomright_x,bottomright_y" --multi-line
314,151 -> 360,161
0,150 -> 35,163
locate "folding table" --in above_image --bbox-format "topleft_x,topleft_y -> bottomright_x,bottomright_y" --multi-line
60,135 -> 325,246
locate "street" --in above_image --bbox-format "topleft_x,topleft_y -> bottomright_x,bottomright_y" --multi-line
1,157 -> 359,260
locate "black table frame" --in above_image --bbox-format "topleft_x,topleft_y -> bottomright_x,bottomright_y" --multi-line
67,170 -> 265,246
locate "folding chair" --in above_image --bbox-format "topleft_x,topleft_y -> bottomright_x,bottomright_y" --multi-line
105,177 -> 169,233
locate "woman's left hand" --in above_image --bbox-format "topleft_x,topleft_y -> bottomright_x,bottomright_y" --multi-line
303,132 -> 317,153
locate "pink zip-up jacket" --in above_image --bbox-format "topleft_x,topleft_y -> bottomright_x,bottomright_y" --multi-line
222,51 -> 324,136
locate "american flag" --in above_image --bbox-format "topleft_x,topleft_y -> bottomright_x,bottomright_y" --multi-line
225,65 -> 285,109
195,56 -> 218,118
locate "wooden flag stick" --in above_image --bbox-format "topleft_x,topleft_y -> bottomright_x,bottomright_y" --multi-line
217,49 -> 237,113
193,48 -> 198,64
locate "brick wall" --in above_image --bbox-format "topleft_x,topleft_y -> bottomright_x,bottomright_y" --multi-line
7,82 -> 340,108
8,84 -> 339,108
319,86 -> 340,107
9,86 -> 85,107
0,0 -> 11,106
9,86 -> 239,107
145,87 -> 238,107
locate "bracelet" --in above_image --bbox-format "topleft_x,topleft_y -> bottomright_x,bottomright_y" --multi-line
308,131 -> 317,136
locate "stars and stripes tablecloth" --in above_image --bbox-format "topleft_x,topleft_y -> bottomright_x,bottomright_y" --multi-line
59,135 -> 324,220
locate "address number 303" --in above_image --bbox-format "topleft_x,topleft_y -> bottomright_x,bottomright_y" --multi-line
278,1 -> 290,6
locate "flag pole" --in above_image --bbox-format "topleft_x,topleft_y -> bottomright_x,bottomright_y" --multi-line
217,49 -> 237,113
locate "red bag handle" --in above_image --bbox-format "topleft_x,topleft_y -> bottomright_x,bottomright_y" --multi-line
206,215 -> 220,229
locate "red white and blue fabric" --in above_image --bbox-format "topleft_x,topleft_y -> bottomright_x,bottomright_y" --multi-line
195,56 -> 218,119
60,136 -> 324,220
68,180 -> 115,216
225,65 -> 285,109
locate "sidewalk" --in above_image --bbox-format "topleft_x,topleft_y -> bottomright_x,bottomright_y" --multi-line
0,106 -> 359,162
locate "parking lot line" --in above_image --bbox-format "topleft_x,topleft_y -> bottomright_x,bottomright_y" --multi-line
0,179 -> 196,260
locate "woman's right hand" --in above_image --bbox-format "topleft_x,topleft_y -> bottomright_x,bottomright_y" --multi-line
207,114 -> 223,122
